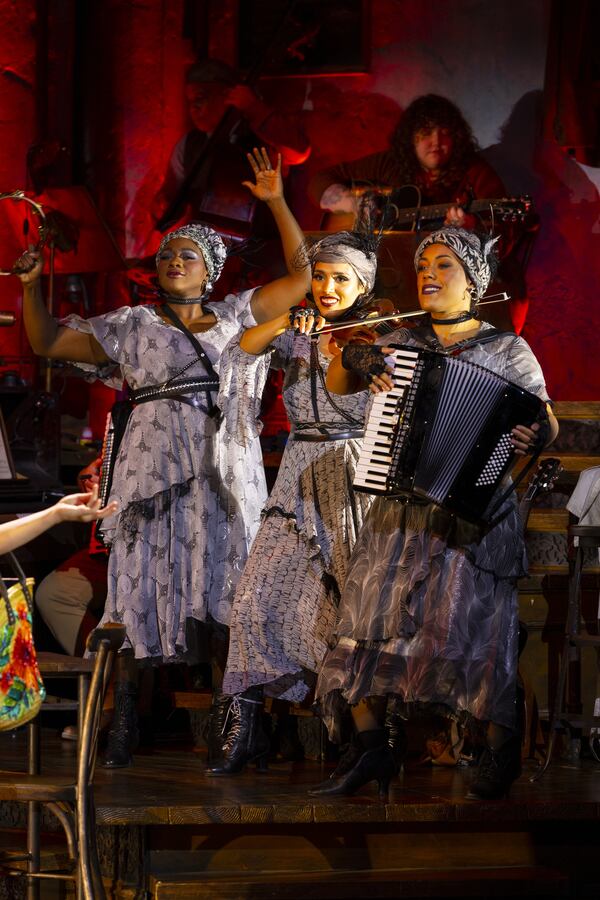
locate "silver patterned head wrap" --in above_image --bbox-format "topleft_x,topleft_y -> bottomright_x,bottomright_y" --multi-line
308,231 -> 378,293
156,224 -> 228,293
414,227 -> 499,299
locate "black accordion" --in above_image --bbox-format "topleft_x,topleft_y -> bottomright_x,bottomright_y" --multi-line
353,345 -> 544,523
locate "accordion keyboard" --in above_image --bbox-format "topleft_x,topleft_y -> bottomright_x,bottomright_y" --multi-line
353,346 -> 421,495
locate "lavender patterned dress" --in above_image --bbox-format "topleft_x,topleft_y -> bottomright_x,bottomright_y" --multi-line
64,291 -> 269,662
222,331 -> 372,702
316,323 -> 551,740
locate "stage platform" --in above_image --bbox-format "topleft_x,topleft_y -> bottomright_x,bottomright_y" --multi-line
2,729 -> 600,898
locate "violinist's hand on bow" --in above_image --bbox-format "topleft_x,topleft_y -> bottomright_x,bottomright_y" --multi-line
243,147 -> 283,204
288,306 -> 326,335
13,248 -> 44,285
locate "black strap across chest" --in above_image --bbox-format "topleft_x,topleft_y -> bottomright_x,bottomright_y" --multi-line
159,303 -> 221,419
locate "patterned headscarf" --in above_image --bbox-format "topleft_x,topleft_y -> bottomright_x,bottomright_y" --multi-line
414,227 -> 499,299
156,224 -> 227,292
308,232 -> 378,293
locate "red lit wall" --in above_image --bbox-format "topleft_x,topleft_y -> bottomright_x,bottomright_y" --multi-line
1,0 -> 599,407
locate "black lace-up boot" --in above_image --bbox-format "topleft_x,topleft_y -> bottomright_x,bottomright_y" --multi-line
203,693 -> 232,765
102,681 -> 139,768
205,687 -> 269,775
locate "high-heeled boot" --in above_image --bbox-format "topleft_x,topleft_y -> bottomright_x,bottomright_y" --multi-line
309,729 -> 399,800
205,687 -> 269,776
203,693 -> 232,765
102,681 -> 139,768
466,735 -> 522,800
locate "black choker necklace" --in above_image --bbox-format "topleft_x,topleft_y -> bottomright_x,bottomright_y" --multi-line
163,296 -> 206,306
430,311 -> 477,325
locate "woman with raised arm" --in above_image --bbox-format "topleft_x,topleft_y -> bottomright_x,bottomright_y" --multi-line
313,227 -> 558,801
15,149 -> 311,768
206,231 -> 387,775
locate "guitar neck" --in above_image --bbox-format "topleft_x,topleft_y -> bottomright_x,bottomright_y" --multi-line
394,199 -> 495,227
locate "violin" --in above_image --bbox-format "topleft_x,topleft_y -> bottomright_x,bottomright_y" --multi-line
326,298 -> 400,347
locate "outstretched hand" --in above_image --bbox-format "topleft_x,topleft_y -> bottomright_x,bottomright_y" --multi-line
54,485 -> 118,524
242,147 -> 283,204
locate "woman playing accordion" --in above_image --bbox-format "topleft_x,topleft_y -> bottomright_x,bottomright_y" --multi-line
313,226 -> 558,802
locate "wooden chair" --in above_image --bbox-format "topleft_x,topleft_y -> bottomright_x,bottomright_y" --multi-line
532,525 -> 600,780
0,623 -> 125,899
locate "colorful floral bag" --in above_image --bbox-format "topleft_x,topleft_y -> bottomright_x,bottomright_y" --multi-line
0,553 -> 45,731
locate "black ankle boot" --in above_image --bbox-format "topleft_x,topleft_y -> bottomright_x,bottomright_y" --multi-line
466,735 -> 522,800
309,742 -> 398,800
310,733 -> 362,792
203,693 -> 232,765
103,682 -> 139,768
205,688 -> 269,776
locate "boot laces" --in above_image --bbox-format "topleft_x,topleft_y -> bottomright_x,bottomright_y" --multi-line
222,696 -> 243,750
221,695 -> 262,751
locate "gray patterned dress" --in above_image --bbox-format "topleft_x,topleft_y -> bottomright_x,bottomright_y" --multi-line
222,331 -> 372,702
63,291 -> 269,662
316,323 -> 551,740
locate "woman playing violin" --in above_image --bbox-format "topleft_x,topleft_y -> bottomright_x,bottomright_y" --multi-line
207,231 -> 383,775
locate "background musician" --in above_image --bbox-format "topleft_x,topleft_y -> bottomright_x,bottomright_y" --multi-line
312,226 -> 557,803
154,58 -> 311,237
311,94 -> 505,230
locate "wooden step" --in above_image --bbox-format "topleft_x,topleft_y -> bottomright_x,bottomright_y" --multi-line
149,865 -> 569,899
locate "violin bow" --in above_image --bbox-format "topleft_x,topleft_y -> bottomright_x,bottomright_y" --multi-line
313,292 -> 510,335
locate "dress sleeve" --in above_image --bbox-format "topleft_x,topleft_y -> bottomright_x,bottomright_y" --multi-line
269,329 -> 295,370
60,306 -> 136,387
504,336 -> 551,403
218,287 -> 260,331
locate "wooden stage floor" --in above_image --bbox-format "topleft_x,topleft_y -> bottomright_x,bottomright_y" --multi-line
2,728 -> 600,897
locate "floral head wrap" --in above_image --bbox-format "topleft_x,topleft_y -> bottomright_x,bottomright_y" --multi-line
414,227 -> 499,299
156,224 -> 227,293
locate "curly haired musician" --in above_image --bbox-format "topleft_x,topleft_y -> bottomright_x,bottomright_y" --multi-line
312,94 -> 505,231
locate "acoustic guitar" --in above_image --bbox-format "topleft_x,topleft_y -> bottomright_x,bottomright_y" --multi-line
321,191 -> 534,233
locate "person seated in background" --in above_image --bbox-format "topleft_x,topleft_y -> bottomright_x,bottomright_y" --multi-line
311,94 -> 506,231
154,58 -> 311,233
35,457 -> 109,659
